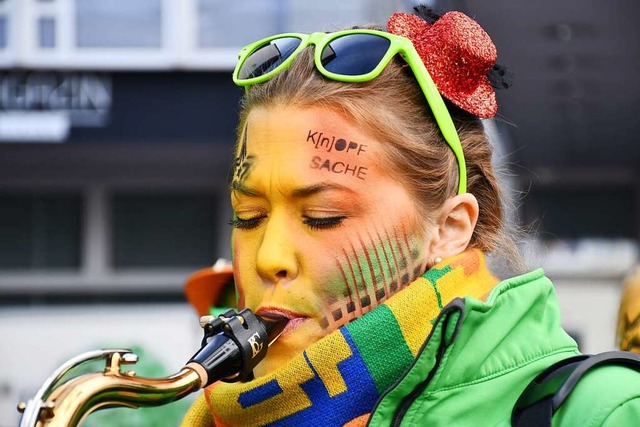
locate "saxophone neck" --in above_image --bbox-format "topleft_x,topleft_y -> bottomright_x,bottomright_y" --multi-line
18,308 -> 288,427
19,350 -> 204,427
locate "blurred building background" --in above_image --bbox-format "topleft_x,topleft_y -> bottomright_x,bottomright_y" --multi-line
0,0 -> 638,425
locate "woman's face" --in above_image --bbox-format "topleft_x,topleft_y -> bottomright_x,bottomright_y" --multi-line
231,105 -> 436,377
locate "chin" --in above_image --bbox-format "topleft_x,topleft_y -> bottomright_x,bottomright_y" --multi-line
252,325 -> 324,378
252,344 -> 301,378
252,353 -> 286,378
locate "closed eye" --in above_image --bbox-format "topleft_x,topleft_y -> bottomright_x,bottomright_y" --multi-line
229,216 -> 265,229
303,216 -> 346,230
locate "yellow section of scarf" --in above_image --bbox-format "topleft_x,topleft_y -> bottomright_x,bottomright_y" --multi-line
186,249 -> 498,427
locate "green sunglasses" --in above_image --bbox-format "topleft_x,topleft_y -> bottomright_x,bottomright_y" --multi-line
232,29 -> 467,195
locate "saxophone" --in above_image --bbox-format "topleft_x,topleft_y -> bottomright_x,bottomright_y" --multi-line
17,309 -> 286,427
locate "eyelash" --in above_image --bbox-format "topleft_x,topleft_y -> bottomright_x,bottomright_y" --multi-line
229,217 -> 263,229
229,216 -> 346,230
303,216 -> 346,230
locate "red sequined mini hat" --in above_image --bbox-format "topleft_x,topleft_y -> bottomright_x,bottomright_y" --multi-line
388,11 -> 499,118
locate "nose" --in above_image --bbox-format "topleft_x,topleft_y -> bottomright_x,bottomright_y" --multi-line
255,213 -> 299,284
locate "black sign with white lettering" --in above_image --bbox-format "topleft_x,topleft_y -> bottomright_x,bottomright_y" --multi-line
0,71 -> 241,144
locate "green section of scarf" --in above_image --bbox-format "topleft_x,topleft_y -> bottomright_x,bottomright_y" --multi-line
201,249 -> 498,427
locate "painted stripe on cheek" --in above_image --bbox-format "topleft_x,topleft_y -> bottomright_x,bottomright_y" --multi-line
392,225 -> 411,288
342,247 -> 363,317
348,240 -> 372,310
367,229 -> 390,297
357,234 -> 381,301
382,226 -> 403,293
335,259 -> 356,314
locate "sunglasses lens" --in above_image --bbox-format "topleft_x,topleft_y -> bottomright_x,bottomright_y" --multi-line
238,37 -> 302,80
322,34 -> 391,76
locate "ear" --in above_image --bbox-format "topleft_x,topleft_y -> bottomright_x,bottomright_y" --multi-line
429,193 -> 479,259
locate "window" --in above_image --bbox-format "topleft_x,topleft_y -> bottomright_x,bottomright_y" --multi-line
197,0 -> 396,48
75,0 -> 162,48
2,0 -> 407,69
112,193 -> 217,268
0,193 -> 82,269
198,0 -> 278,48
0,16 -> 7,49
38,17 -> 56,48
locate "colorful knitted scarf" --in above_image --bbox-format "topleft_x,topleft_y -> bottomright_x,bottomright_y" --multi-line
199,249 -> 498,426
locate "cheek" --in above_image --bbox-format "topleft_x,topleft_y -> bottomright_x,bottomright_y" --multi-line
316,221 -> 429,331
295,244 -> 346,300
231,231 -> 258,309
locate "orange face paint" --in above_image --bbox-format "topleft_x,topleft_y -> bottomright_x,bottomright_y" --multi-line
230,105 -> 433,377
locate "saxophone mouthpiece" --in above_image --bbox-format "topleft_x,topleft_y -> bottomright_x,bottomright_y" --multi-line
188,308 -> 287,387
256,313 -> 288,344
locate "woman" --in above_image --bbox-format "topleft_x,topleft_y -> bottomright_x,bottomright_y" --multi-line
183,7 -> 640,427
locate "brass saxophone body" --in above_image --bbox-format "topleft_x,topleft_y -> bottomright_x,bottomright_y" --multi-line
18,309 -> 286,427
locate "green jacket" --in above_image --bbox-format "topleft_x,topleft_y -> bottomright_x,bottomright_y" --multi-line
369,269 -> 640,426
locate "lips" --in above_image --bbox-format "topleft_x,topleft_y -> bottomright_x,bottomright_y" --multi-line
255,307 -> 309,335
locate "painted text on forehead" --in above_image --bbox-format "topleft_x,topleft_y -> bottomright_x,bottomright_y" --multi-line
307,128 -> 369,181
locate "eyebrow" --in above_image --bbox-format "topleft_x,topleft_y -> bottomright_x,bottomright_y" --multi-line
291,182 -> 356,198
229,181 -> 263,197
230,181 -> 355,198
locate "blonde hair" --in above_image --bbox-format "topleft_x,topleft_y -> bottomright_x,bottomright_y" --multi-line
235,46 -> 523,271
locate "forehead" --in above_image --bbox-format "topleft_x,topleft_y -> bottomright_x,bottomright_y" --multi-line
244,106 -> 374,149
240,106 -> 388,181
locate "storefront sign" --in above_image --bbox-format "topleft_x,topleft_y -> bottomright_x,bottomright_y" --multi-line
0,72 -> 112,142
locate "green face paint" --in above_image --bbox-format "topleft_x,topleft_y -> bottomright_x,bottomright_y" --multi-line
320,224 -> 427,329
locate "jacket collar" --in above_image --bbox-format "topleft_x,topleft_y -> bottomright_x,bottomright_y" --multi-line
368,269 -> 579,425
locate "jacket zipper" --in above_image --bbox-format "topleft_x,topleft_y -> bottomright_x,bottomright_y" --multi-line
390,321 -> 450,426
365,300 -> 464,427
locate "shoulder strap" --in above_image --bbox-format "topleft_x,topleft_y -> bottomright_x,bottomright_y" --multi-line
511,351 -> 640,427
